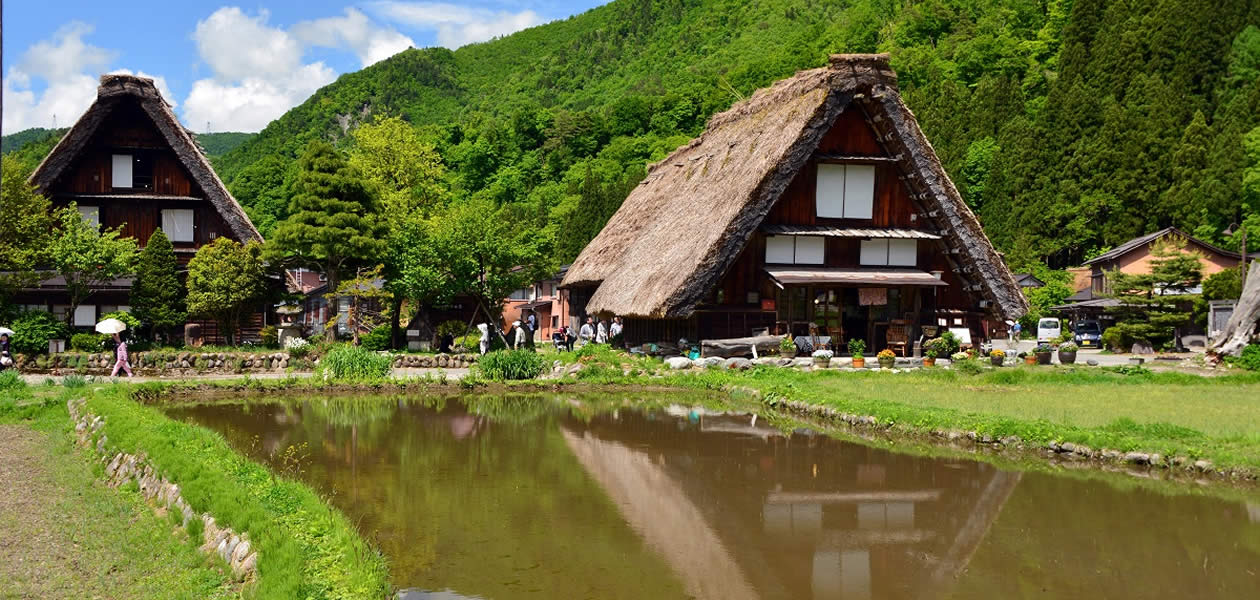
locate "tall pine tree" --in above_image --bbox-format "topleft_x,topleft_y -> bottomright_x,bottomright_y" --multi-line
130,229 -> 185,342
268,141 -> 387,338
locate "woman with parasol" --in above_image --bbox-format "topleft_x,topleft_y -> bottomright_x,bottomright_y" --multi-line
96,318 -> 133,377
0,326 -> 14,371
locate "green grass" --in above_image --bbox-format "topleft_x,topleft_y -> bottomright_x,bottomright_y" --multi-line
0,404 -> 230,599
78,386 -> 391,599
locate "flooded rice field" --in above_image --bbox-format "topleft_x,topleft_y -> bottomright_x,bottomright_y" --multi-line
165,393 -> 1260,600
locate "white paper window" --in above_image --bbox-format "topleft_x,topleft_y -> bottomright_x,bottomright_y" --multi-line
815,164 -> 876,219
112,154 -> 133,188
77,205 -> 100,228
888,239 -> 918,266
765,235 -> 796,264
860,240 -> 887,265
74,304 -> 96,327
161,209 -> 195,242
795,236 -> 825,264
816,164 -> 847,218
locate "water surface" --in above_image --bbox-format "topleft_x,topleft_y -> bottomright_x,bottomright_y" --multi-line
166,393 -> 1260,600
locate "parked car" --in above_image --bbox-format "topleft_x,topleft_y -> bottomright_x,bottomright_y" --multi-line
1036,318 -> 1061,343
1072,320 -> 1103,348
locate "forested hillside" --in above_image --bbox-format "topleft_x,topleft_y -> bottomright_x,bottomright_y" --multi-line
2,128 -> 253,170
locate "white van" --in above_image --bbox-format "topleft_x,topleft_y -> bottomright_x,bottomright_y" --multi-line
1037,318 -> 1061,343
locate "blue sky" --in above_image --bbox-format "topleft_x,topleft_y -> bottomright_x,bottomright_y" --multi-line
2,1 -> 604,133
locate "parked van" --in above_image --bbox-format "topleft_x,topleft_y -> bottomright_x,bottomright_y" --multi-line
1037,318 -> 1061,343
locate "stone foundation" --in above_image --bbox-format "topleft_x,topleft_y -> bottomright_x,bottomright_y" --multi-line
18,351 -> 293,376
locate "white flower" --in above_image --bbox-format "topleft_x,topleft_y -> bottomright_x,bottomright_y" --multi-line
811,349 -> 834,359
284,337 -> 310,349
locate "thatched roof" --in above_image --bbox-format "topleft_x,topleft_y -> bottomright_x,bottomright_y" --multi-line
29,74 -> 261,243
562,54 -> 1026,320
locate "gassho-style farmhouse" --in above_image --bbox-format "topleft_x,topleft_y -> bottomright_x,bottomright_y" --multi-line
562,54 -> 1027,352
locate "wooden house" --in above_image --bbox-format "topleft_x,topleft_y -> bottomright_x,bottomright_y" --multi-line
18,74 -> 266,341
561,54 -> 1025,352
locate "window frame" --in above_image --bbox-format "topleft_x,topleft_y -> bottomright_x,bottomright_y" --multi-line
814,163 -> 876,220
161,208 -> 196,243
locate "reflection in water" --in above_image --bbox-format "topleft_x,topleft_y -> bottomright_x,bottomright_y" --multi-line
167,395 -> 1260,600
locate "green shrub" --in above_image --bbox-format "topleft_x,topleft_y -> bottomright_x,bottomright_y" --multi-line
1231,343 -> 1260,371
360,326 -> 392,351
317,345 -> 392,380
477,349 -> 546,380
954,358 -> 986,375
1101,326 -> 1132,352
70,332 -> 108,352
62,373 -> 87,389
99,310 -> 141,334
10,310 -> 67,355
0,370 -> 24,391
259,325 -> 278,348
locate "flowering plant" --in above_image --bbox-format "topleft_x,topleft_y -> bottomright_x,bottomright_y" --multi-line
951,352 -> 969,362
989,349 -> 1006,359
876,349 -> 896,359
812,349 -> 834,359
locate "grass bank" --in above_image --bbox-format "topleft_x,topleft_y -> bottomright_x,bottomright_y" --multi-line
0,406 -> 231,599
1,377 -> 392,599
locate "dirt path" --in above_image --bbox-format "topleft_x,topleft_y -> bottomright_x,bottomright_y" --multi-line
0,424 -> 229,599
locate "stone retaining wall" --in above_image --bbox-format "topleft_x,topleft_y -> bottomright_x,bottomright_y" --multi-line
67,398 -> 259,582
662,355 -> 955,371
17,351 -> 294,376
392,353 -> 478,369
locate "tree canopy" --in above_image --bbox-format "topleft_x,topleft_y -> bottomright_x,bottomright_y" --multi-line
130,229 -> 186,341
47,203 -> 138,326
186,238 -> 265,345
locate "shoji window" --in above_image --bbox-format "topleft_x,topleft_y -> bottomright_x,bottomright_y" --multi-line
766,235 -> 825,264
815,164 -> 876,219
860,239 -> 917,266
161,209 -> 195,242
112,154 -> 133,188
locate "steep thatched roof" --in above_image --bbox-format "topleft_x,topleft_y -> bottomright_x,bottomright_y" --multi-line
562,54 -> 1026,320
29,74 -> 261,243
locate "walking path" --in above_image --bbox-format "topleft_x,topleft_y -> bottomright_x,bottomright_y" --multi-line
21,367 -> 471,386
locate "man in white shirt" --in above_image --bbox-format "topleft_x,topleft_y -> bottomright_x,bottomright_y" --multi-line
609,316 -> 623,341
579,317 -> 595,346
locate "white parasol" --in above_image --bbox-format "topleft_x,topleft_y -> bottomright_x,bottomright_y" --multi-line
0,326 -> 13,336
95,318 -> 128,335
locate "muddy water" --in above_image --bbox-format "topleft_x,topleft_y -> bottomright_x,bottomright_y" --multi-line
165,394 -> 1260,600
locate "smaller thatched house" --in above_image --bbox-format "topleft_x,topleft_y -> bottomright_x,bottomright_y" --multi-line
562,54 -> 1025,351
17,74 -> 268,341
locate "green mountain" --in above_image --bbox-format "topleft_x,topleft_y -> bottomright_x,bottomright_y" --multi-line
1,127 -> 65,154
196,132 -> 256,157
2,127 -> 253,165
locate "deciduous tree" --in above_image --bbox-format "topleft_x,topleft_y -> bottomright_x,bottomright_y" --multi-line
47,203 -> 138,326
0,155 -> 54,302
186,238 -> 265,346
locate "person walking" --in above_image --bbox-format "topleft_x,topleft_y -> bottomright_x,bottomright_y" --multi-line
110,333 -> 133,377
477,322 -> 490,355
0,333 -> 13,371
513,320 -> 529,350
564,325 -> 576,352
609,316 -> 623,343
1008,321 -> 1022,350
596,318 -> 608,344
579,317 -> 595,347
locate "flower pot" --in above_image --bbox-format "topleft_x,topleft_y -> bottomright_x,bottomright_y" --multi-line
1024,355 -> 1037,366
990,356 -> 1004,367
852,357 -> 865,369
1035,351 -> 1052,365
1058,350 -> 1077,364
923,357 -> 936,367
878,357 -> 895,369
813,357 -> 830,368
782,348 -> 797,359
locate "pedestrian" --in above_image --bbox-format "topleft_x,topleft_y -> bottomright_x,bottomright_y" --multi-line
579,317 -> 595,346
526,312 -> 536,337
0,333 -> 13,371
1009,321 -> 1022,350
565,325 -> 576,352
477,322 -> 490,355
596,318 -> 608,344
513,320 -> 528,350
609,316 -> 623,342
552,327 -> 566,351
110,332 -> 133,377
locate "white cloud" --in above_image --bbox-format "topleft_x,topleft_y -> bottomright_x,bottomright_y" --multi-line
370,1 -> 544,48
182,8 -> 337,133
3,22 -> 114,132
292,8 -> 415,67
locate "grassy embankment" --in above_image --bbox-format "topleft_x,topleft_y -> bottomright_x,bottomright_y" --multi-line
0,374 -> 391,599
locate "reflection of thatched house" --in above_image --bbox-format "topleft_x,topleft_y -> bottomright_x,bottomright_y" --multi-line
562,54 -> 1025,350
18,74 -> 267,341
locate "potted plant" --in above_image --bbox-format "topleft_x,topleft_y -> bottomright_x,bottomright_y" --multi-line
923,348 -> 937,367
812,348 -> 833,367
780,334 -> 797,359
877,348 -> 896,369
1034,343 -> 1053,365
848,338 -> 866,368
1058,341 -> 1078,364
989,348 -> 1005,367
1020,351 -> 1036,366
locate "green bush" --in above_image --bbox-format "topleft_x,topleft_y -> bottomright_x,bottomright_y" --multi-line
360,326 -> 392,351
99,310 -> 141,334
70,332 -> 108,352
62,373 -> 87,389
954,358 -> 986,375
317,345 -> 392,380
10,310 -> 67,355
259,325 -> 278,348
1101,326 -> 1132,352
477,349 -> 546,380
1232,343 -> 1260,371
0,370 -> 24,391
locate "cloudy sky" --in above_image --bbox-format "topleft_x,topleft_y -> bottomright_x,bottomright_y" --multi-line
2,1 -> 603,134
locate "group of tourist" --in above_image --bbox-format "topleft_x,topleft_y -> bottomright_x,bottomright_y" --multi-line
550,316 -> 622,351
